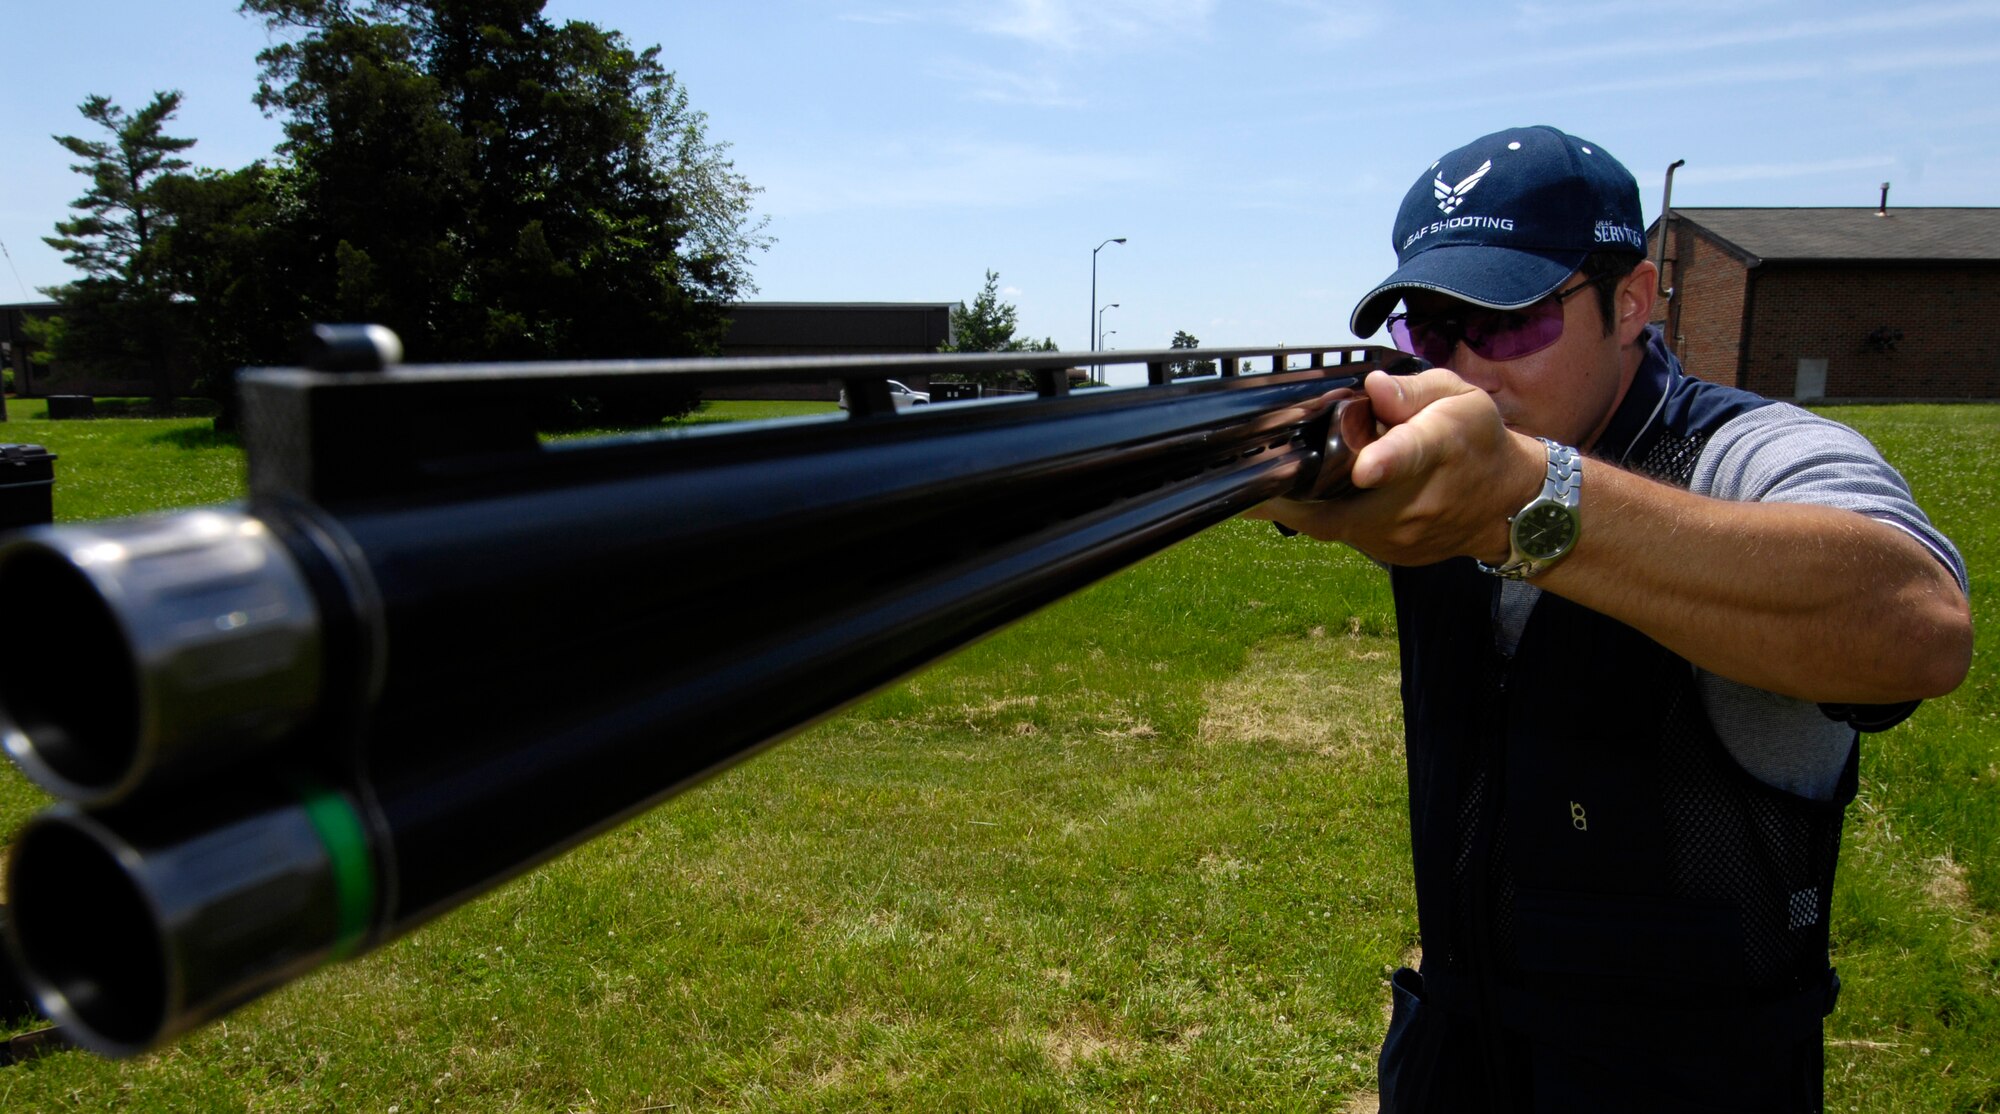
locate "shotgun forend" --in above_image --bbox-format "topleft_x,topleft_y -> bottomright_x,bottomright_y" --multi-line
0,336 -> 1411,1057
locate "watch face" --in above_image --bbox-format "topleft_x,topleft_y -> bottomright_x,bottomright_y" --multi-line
1514,502 -> 1578,559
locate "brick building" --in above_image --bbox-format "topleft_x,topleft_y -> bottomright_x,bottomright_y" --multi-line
1646,207 -> 2000,400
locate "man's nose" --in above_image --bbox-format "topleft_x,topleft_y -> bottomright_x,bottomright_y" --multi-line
1448,342 -> 1502,392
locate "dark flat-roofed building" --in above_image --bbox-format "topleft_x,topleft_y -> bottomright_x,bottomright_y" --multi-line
1648,206 -> 2000,400
3,299 -> 958,406
716,301 -> 955,401
721,301 -> 954,356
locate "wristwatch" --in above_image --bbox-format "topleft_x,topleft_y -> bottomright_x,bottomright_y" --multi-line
1478,437 -> 1582,580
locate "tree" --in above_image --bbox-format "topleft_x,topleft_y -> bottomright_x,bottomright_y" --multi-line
39,91 -> 198,401
44,93 -> 195,288
240,0 -> 770,378
150,162 -> 315,422
1169,329 -> 1216,379
937,269 -> 1058,388
941,269 -> 1020,353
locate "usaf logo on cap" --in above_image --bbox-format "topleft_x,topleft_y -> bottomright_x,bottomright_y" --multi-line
1434,159 -> 1491,215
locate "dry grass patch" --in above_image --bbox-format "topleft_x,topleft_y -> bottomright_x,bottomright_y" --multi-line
1094,710 -> 1158,740
1039,1012 -> 1139,1071
1925,854 -> 1971,910
1198,632 -> 1401,759
1922,853 -> 1991,950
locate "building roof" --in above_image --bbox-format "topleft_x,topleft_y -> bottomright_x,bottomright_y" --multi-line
1658,207 -> 2000,265
721,301 -> 955,353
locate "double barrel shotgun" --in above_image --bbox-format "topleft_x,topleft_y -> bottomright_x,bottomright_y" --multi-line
0,327 -> 1412,1057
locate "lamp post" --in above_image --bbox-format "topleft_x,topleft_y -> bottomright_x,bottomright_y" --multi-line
1096,303 -> 1119,354
1096,235 -> 1128,352
1096,233 -> 1128,378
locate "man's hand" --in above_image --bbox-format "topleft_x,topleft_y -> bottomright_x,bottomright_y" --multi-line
1247,368 -> 1545,566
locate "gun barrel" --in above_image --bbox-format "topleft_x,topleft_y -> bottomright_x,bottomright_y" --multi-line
1,342 -> 1401,1056
0,510 -> 324,805
5,794 -> 359,1058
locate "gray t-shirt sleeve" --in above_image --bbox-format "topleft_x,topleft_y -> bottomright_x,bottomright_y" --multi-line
1691,402 -> 1966,591
1688,403 -> 1967,800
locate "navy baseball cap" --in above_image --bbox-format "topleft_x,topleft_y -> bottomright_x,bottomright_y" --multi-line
1349,126 -> 1647,338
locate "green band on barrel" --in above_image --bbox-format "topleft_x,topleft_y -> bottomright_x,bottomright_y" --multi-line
297,785 -> 376,959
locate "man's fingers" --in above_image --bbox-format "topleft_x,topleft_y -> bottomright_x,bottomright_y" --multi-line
1351,423 -> 1430,489
1348,382 -> 1495,490
1364,367 -> 1476,425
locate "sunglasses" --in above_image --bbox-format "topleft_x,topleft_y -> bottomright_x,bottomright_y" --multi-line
1385,275 -> 1612,367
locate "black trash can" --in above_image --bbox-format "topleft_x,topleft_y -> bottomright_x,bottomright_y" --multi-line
0,444 -> 57,530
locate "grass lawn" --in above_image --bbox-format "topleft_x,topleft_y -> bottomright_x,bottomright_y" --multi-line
0,401 -> 1993,1111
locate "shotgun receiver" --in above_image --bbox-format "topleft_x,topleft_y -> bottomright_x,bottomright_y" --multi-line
0,332 -> 1409,1057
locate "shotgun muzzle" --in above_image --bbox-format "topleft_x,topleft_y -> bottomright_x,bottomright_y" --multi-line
3,794 -> 367,1057
0,510 -> 324,804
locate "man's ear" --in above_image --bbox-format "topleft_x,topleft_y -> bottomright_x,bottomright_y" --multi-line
1615,260 -> 1658,346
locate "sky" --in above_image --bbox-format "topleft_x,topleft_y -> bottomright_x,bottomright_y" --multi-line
4,1 -> 1998,386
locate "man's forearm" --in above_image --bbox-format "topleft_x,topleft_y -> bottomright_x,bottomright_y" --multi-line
1536,461 -> 1972,704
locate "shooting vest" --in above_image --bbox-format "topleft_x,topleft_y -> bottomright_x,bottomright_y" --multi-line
1381,331 -> 1852,1112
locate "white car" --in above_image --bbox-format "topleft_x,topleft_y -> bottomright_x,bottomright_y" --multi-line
837,380 -> 932,411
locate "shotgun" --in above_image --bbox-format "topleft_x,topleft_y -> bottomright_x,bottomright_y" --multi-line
0,328 -> 1410,1057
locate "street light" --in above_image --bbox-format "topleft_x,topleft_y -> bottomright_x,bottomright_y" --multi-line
1097,303 -> 1119,353
1091,237 -> 1125,381
1090,237 -> 1126,355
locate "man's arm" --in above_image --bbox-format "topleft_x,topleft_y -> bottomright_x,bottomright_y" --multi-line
1251,369 -> 1973,705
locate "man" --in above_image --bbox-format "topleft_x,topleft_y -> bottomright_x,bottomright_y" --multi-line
1251,126 -> 1972,1111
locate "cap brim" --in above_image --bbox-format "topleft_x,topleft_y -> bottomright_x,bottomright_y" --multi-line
1349,245 -> 1588,339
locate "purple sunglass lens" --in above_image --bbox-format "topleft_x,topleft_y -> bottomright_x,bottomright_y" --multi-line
1389,317 -> 1456,365
1389,295 -> 1570,366
1467,300 -> 1565,361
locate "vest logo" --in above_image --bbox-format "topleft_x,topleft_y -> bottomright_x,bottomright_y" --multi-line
1434,159 -> 1491,215
1569,801 -> 1589,831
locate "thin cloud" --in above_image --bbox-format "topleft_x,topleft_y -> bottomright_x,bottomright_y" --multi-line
1849,45 -> 2000,73
1301,61 -> 1824,123
928,59 -> 1083,107
1512,0 -> 1786,31
1300,36 -> 1997,126
1675,155 -> 1897,186
837,10 -> 921,25
1465,0 -> 2000,77
1266,0 -> 1385,43
964,0 -> 1216,53
760,142 -> 1161,216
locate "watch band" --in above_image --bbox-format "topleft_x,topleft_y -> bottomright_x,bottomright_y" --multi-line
1477,437 -> 1582,580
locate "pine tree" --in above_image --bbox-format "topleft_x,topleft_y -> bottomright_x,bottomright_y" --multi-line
45,93 -> 195,286
39,92 -> 197,400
